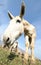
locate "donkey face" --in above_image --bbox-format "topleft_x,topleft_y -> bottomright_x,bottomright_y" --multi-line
3,2 -> 25,47
3,16 -> 24,46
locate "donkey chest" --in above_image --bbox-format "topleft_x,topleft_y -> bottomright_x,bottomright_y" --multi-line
23,24 -> 34,35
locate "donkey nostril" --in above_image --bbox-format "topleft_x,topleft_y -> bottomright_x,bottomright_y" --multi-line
6,37 -> 10,42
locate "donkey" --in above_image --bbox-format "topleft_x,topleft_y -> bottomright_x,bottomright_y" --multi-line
3,2 -> 36,61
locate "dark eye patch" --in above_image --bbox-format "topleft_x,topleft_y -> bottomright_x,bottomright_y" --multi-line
16,20 -> 21,23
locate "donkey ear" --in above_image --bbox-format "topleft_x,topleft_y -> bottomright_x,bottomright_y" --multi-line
20,2 -> 25,18
8,11 -> 14,19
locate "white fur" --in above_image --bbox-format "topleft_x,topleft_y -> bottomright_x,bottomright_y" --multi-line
3,16 -> 24,44
3,15 -> 36,61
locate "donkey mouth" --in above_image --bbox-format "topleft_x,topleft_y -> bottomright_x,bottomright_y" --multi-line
5,40 -> 11,47
6,40 -> 11,44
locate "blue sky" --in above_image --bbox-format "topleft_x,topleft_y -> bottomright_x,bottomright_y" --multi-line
0,0 -> 41,59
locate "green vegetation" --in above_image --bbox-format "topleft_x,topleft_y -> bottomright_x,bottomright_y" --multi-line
0,46 -> 41,65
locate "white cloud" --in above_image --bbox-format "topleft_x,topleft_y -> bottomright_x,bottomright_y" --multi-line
0,24 -> 8,39
34,39 -> 41,59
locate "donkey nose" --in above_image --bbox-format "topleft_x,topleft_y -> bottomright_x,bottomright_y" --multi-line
6,37 -> 10,42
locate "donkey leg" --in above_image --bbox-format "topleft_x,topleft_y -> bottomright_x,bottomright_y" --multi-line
31,47 -> 34,61
30,35 -> 36,61
24,35 -> 29,60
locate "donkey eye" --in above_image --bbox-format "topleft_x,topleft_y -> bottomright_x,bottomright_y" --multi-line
16,20 -> 21,23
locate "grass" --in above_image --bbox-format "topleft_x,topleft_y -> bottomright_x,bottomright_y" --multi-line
0,46 -> 41,65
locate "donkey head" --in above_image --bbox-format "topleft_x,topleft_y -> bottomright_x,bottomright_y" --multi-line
3,2 -> 25,47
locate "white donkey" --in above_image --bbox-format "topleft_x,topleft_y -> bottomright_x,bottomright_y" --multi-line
3,2 -> 36,61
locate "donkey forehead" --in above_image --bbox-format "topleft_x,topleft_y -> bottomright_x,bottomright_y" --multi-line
15,16 -> 21,21
10,16 -> 21,22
